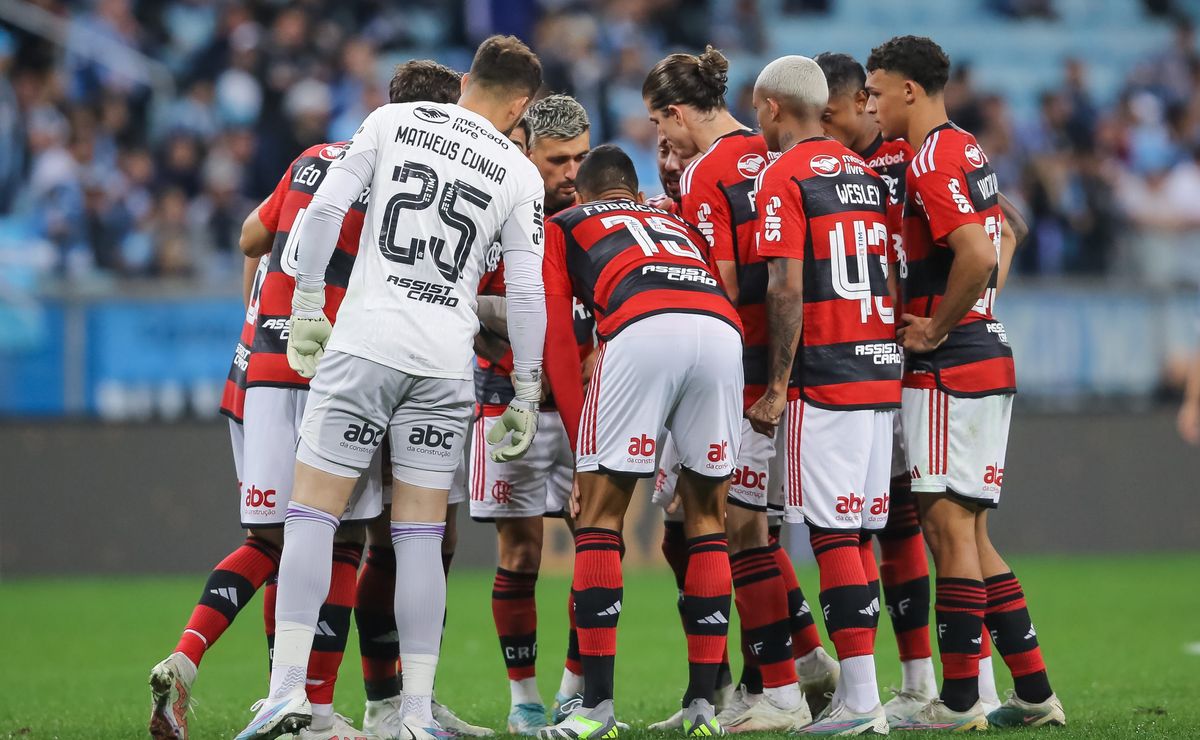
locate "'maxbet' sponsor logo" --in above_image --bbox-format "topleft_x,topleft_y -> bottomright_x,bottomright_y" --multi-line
244,485 -> 276,509
627,434 -> 656,457
410,425 -> 456,450
731,466 -> 766,491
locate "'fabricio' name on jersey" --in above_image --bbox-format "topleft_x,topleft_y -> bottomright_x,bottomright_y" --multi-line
393,125 -> 508,185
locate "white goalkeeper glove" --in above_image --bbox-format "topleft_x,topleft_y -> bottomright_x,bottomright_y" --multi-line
487,370 -> 541,462
286,284 -> 331,379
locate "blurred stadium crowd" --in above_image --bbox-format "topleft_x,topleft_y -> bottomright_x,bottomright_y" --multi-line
2,0 -> 1200,290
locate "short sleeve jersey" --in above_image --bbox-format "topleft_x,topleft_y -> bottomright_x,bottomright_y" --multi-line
247,142 -> 369,389
219,258 -> 268,422
543,199 -> 741,340
860,135 -> 915,269
754,138 -> 901,410
680,130 -> 771,408
902,122 -> 1016,396
324,102 -> 545,379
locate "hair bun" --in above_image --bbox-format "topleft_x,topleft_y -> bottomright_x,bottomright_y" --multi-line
697,46 -> 730,91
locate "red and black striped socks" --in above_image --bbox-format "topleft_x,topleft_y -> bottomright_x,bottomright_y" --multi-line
731,545 -> 797,692
934,577 -> 986,711
493,568 -> 539,687
770,541 -> 824,660
877,485 -> 932,665
176,535 -> 281,668
681,534 -> 732,706
810,531 -> 877,660
356,545 -> 401,701
307,541 -> 364,713
985,571 -> 1052,703
572,528 -> 624,708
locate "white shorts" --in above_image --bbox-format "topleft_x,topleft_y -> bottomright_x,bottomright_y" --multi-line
297,350 -> 473,491
242,385 -> 383,527
901,388 -> 1012,507
784,400 -> 895,532
890,412 -> 908,479
653,425 -> 786,522
578,314 -> 743,479
229,418 -> 245,490
469,409 -> 572,520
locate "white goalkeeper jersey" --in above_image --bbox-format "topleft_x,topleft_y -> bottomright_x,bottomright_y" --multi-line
297,102 -> 545,379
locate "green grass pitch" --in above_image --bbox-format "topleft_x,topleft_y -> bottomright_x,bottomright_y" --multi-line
1,553 -> 1197,738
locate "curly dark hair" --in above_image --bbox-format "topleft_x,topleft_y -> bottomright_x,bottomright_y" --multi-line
389,60 -> 462,105
642,45 -> 729,112
866,35 -> 950,95
814,52 -> 866,98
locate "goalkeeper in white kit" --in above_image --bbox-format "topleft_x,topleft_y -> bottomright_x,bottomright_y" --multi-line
236,35 -> 548,740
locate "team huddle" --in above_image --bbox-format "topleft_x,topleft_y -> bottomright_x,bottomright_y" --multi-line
147,32 -> 1065,740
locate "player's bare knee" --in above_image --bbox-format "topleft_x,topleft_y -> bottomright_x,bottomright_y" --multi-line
497,517 -> 543,571
725,504 -> 768,553
576,472 -> 635,529
292,457 -> 361,516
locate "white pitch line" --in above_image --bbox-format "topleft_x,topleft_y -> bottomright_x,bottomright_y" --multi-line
1183,642 -> 1200,656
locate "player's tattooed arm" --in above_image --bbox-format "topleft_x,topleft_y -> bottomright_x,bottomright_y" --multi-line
747,256 -> 804,436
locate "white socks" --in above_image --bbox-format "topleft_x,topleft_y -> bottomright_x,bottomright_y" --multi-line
558,666 -> 584,698
392,522 -> 447,725
839,655 -> 881,714
511,676 -> 542,706
309,703 -> 333,731
979,655 -> 1000,707
764,682 -> 803,711
901,657 -> 938,697
268,502 -> 339,699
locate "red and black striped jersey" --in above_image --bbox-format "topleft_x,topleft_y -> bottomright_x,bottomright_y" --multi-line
859,135 -> 915,268
754,138 -> 901,410
542,199 -> 741,450
472,258 -> 596,410
902,122 -> 1015,397
681,129 -> 771,408
245,142 -> 369,389
544,199 -> 742,341
218,259 -> 267,423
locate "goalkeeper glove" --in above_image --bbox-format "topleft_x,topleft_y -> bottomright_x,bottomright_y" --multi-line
487,370 -> 541,462
286,284 -> 332,379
